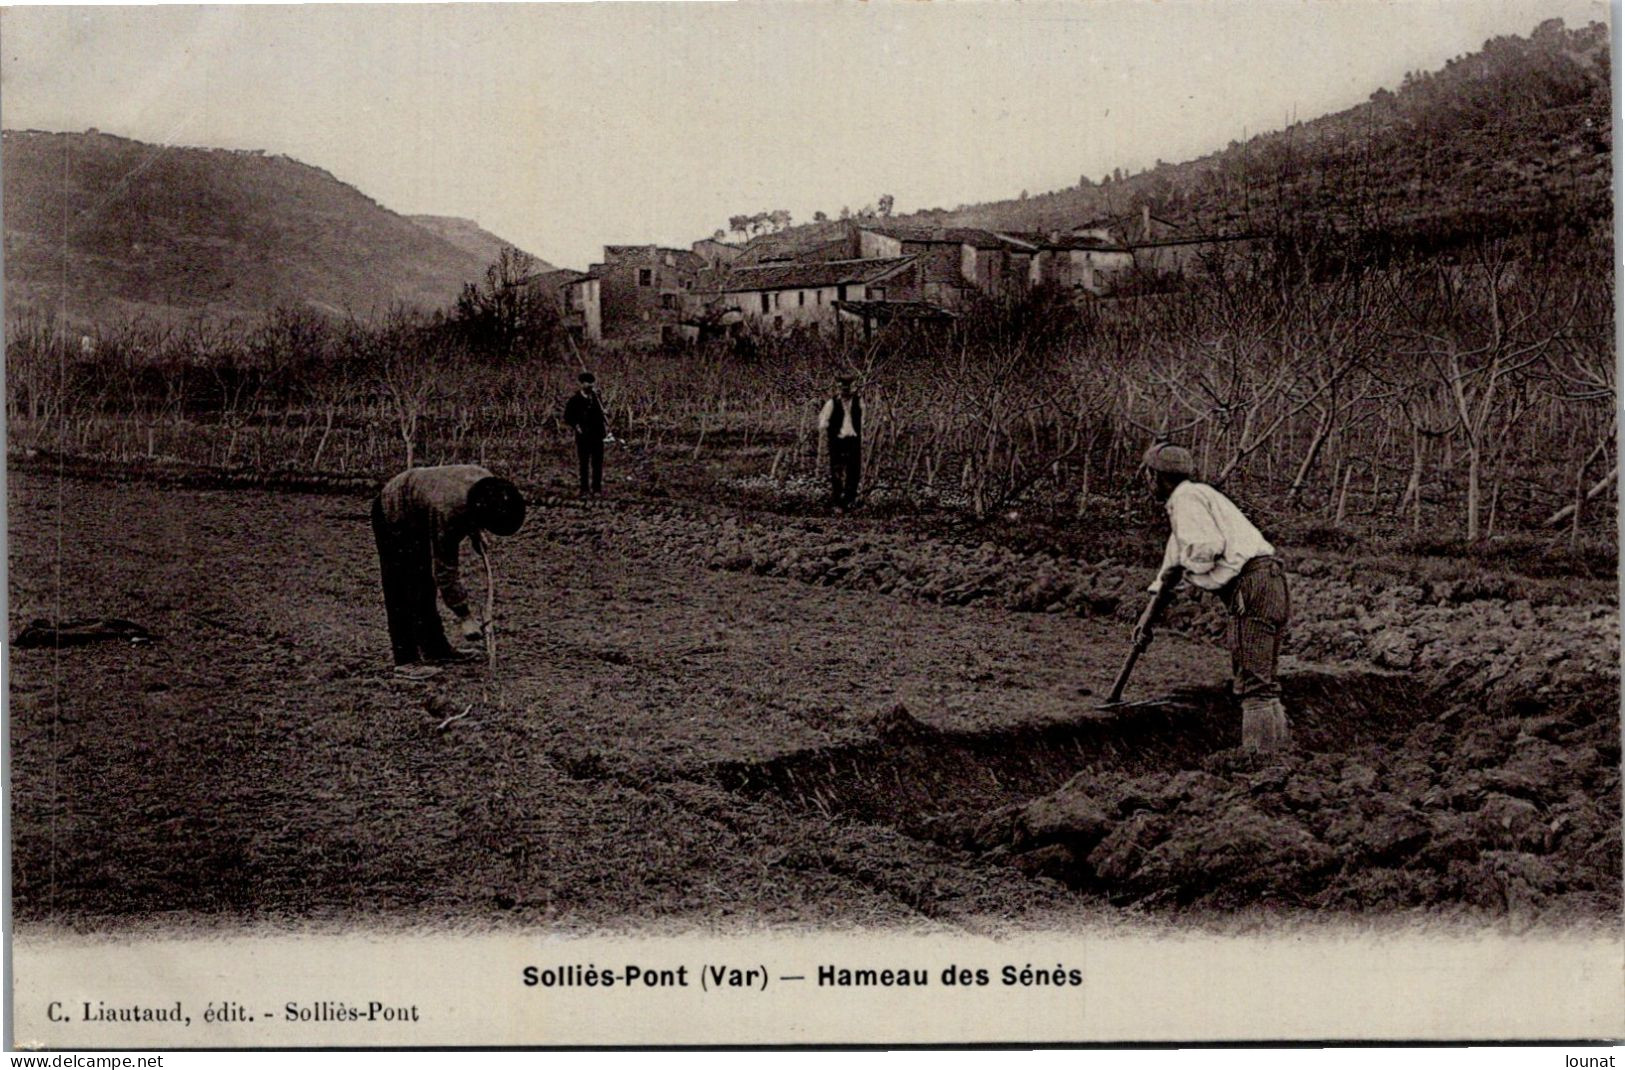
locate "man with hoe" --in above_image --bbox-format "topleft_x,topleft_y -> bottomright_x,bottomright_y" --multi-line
817,373 -> 863,513
371,465 -> 526,680
564,371 -> 610,496
1133,442 -> 1291,751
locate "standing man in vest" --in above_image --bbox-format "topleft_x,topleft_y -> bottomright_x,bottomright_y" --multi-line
564,371 -> 609,496
817,374 -> 862,512
371,465 -> 526,680
1134,442 -> 1292,751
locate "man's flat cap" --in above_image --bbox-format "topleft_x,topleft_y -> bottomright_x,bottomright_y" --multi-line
1142,442 -> 1196,476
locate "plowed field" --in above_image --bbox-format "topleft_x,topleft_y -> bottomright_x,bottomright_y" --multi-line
9,470 -> 1619,932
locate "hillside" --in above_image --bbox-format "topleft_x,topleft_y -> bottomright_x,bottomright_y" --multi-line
1,130 -> 521,327
409,214 -> 552,274
749,18 -> 1612,262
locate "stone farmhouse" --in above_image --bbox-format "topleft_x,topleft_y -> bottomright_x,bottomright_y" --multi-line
559,210 -> 1257,344
1024,209 -> 1263,295
560,273 -> 601,344
678,256 -> 926,343
855,226 -> 1038,308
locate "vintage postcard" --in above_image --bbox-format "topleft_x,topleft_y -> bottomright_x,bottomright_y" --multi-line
3,0 -> 1620,1049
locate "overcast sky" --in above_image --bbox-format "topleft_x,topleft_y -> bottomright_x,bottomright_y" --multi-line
1,0 -> 1609,269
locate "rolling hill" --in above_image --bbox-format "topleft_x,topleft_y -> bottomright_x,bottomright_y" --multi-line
408,215 -> 552,274
746,18 -> 1611,264
2,130 -> 530,328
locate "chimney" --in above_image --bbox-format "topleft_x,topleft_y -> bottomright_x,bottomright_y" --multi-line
1142,205 -> 1152,241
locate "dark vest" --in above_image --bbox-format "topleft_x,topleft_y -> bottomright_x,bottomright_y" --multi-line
565,392 -> 607,441
827,396 -> 862,445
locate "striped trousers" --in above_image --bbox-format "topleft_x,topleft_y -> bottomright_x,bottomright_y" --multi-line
1218,555 -> 1290,701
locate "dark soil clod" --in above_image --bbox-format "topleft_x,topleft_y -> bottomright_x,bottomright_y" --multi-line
708,669 -> 1619,918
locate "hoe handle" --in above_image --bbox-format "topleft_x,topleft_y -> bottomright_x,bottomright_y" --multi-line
1107,567 -> 1182,705
1104,642 -> 1145,705
478,543 -> 497,676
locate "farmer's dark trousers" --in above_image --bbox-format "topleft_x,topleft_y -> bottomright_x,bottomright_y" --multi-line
829,437 -> 860,507
1218,555 -> 1290,701
577,437 -> 604,494
371,496 -> 456,665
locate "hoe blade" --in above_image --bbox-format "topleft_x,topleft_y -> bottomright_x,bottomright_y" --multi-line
1095,693 -> 1189,711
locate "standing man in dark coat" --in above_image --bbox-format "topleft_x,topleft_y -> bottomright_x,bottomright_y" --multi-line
564,371 -> 609,496
371,465 -> 526,680
818,374 -> 862,512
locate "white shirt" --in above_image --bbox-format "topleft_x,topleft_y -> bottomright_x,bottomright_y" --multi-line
1148,480 -> 1274,593
817,398 -> 858,438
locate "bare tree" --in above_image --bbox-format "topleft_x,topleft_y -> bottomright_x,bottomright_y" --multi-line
1389,242 -> 1575,540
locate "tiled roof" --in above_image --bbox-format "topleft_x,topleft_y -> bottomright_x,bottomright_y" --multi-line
1036,231 -> 1258,252
544,268 -> 589,288
736,221 -> 854,263
1072,213 -> 1186,241
1123,232 -> 1259,249
917,253 -> 969,286
860,225 -> 1036,251
713,257 -> 917,293
984,231 -> 1040,252
1039,236 -> 1129,252
602,245 -> 707,271
834,299 -> 956,321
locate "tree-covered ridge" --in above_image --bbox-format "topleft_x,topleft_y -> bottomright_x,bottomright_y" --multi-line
1,129 -> 517,327
902,19 -> 1609,253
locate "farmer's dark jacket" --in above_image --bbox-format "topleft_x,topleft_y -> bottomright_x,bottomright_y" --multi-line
564,391 -> 608,442
377,464 -> 491,617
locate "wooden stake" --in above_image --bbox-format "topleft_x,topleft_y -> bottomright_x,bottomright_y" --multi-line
478,542 -> 497,681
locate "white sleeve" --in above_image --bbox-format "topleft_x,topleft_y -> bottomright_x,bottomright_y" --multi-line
817,399 -> 833,432
1169,493 -> 1226,576
1148,533 -> 1180,593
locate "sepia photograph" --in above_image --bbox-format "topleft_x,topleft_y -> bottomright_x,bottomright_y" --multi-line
3,0 -> 1620,1049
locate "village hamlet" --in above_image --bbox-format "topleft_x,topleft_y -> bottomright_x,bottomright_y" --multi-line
4,1 -> 1621,1048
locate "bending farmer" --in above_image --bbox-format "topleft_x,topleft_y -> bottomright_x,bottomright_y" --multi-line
371,465 -> 526,679
1137,442 -> 1291,751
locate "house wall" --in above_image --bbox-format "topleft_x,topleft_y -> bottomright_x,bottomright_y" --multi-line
1028,251 -> 1051,289
691,239 -> 742,269
1029,248 -> 1133,293
1132,244 -> 1202,276
1032,239 -> 1256,294
598,247 -> 699,340
563,278 -> 602,342
797,236 -> 862,263
956,244 -> 1032,299
922,281 -> 965,308
719,284 -> 854,332
1130,238 -> 1257,278
859,231 -> 903,258
961,243 -> 985,289
1006,252 -> 1033,297
870,259 -> 924,303
1079,249 -> 1133,291
894,242 -> 961,296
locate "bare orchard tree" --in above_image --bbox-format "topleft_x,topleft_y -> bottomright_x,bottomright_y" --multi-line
1387,240 -> 1581,541
913,330 -> 1090,520
365,309 -> 445,471
1540,267 -> 1617,531
454,246 -> 559,362
5,312 -> 64,439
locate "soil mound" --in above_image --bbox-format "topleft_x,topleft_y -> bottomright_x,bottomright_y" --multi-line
954,685 -> 1619,917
